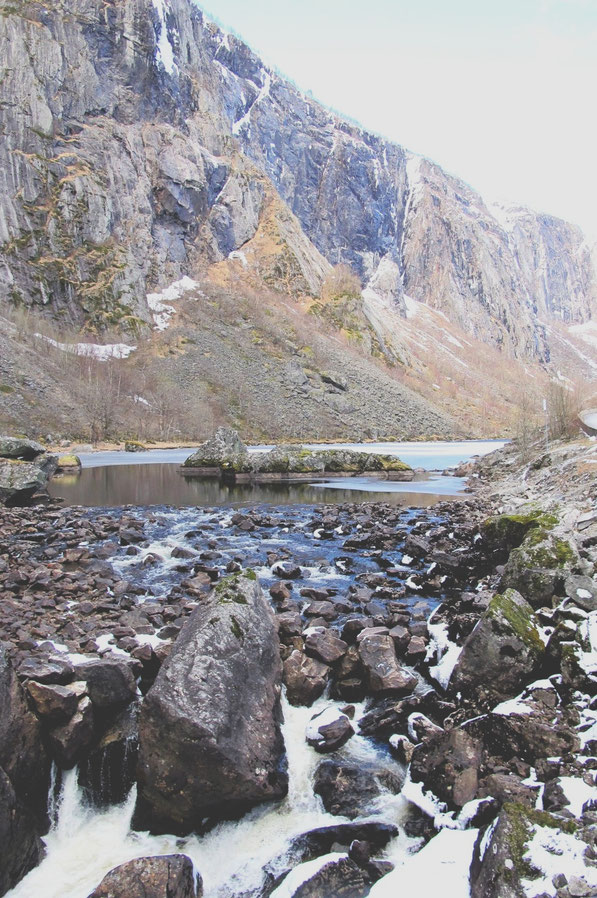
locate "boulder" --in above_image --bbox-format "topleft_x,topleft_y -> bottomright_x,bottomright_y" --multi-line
272,855 -> 369,898
87,854 -> 201,898
47,695 -> 95,768
183,428 -> 250,473
25,681 -> 80,723
290,822 -> 399,861
564,574 -> 597,612
0,454 -> 57,506
410,726 -> 483,809
304,629 -> 348,664
284,651 -> 330,706
255,445 -> 325,475
306,707 -> 354,752
313,760 -> 382,819
470,803 -> 576,898
449,589 -> 545,706
0,436 -> 46,460
124,441 -> 147,452
0,767 -> 45,897
135,571 -> 288,834
358,634 -> 417,695
73,659 -> 137,710
499,531 -> 579,608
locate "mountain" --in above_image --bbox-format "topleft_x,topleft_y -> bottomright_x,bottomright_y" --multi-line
0,0 -> 595,441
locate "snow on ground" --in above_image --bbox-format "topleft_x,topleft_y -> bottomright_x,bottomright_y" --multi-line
404,295 -> 422,319
523,825 -> 597,897
368,827 -> 478,898
152,0 -> 177,75
569,319 -> 597,350
146,276 -> 201,330
34,335 -> 137,360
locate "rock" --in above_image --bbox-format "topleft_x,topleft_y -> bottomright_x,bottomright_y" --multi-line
79,703 -> 139,807
358,633 -> 417,695
410,726 -> 483,809
183,428 -> 250,473
47,695 -> 95,767
306,707 -> 354,753
56,454 -> 82,471
313,760 -> 382,819
0,454 -> 58,506
407,712 -> 444,743
290,822 -> 399,860
499,531 -> 579,608
124,441 -> 147,452
449,589 -> 546,706
274,855 -> 369,898
18,655 -> 74,684
0,437 -> 46,460
255,445 -> 325,475
73,659 -> 136,712
564,575 -> 597,612
284,651 -> 331,706
0,767 -> 45,896
304,629 -> 348,664
470,804 -> 575,898
87,854 -> 201,898
135,571 -> 287,834
25,680 -> 80,723
0,642 -> 50,820
389,734 -> 415,764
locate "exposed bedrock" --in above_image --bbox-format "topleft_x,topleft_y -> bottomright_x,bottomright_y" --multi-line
135,570 -> 288,834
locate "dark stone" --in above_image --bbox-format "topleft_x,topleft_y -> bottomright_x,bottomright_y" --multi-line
79,703 -> 139,807
73,659 -> 137,710
306,709 -> 354,753
313,760 -> 381,819
17,655 -> 75,685
305,630 -> 348,664
26,680 -> 80,723
87,854 -> 201,898
0,767 -> 45,896
279,856 -> 369,898
47,696 -> 95,767
135,572 -> 287,834
358,634 -> 417,695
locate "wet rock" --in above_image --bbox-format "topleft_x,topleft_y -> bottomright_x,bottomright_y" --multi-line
358,633 -> 417,695
284,650 -> 330,706
389,734 -> 415,764
87,854 -> 201,898
0,767 -> 45,896
410,726 -> 483,809
449,589 -> 545,707
73,659 -> 137,711
79,703 -> 139,807
290,822 -> 399,861
272,562 -> 303,580
304,629 -> 348,664
306,707 -> 354,753
136,572 -> 287,834
313,761 -> 382,819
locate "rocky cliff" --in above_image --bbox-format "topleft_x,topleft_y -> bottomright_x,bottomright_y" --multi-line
0,0 -> 595,440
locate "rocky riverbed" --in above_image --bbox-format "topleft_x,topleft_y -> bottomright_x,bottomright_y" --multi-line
1,436 -> 597,897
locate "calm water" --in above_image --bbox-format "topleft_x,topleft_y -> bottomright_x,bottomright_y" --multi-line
49,440 -> 504,507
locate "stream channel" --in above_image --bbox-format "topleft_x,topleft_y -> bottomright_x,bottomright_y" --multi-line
11,440 -> 505,898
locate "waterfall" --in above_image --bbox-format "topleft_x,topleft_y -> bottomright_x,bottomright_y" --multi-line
7,697 -> 411,898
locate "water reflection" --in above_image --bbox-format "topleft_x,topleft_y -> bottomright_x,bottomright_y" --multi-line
49,464 -> 466,508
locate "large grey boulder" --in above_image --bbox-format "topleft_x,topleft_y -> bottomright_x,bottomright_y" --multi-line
0,454 -> 57,506
449,589 -> 545,706
358,633 -> 417,695
135,571 -> 288,834
87,855 -> 201,898
0,437 -> 46,460
182,428 -> 251,472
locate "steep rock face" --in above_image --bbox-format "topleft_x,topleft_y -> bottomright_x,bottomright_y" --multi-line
0,0 -> 595,362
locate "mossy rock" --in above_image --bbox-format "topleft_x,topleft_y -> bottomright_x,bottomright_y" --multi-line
482,509 -> 559,555
486,590 -> 546,655
57,454 -> 81,470
499,531 -> 578,608
124,440 -> 147,453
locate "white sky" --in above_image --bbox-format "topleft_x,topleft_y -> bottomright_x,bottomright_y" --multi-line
194,0 -> 597,239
